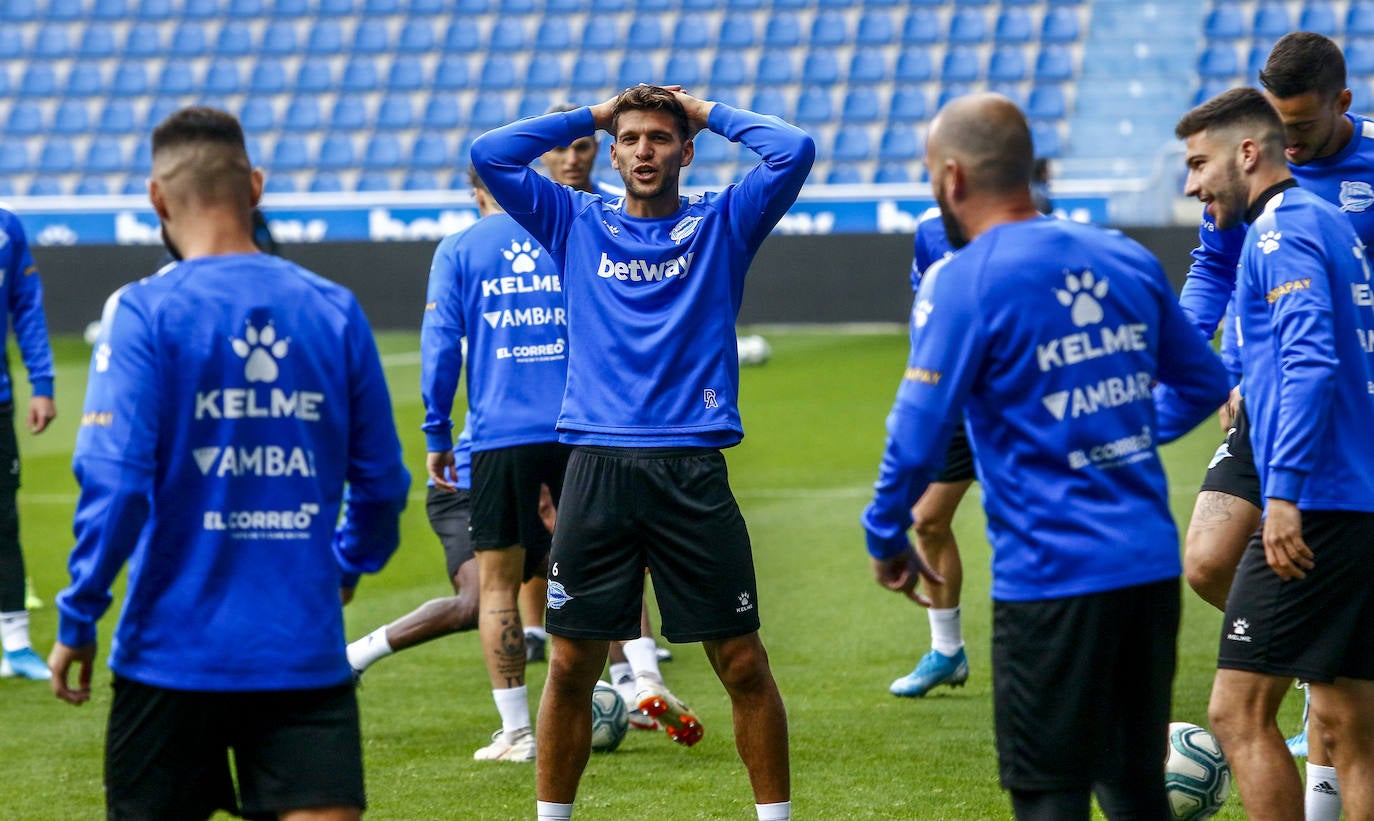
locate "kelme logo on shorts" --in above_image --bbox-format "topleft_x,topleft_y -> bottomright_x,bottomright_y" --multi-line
547,580 -> 573,610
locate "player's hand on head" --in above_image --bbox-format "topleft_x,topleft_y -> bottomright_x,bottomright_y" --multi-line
28,395 -> 55,434
48,642 -> 95,706
427,450 -> 457,492
669,88 -> 714,137
1261,499 -> 1313,580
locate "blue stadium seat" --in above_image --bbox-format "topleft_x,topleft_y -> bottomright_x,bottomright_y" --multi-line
499,0 -> 534,13
874,163 -> 913,184
182,0 -> 219,17
27,178 -> 65,197
119,176 -> 146,194
272,136 -> 309,171
826,165 -> 863,185
856,10 -> 894,45
0,139 -> 27,173
434,55 -> 470,90
342,58 -> 380,92
143,97 -> 180,130
581,17 -> 617,49
1252,4 -> 1291,38
545,0 -> 584,11
843,88 -> 882,122
878,123 -> 921,161
99,100 -> 137,133
365,0 -> 399,13
1192,78 -> 1229,106
1351,4 -> 1374,36
1347,39 -> 1374,74
0,28 -> 21,59
20,64 -> 57,96
894,48 -> 933,83
889,86 -> 928,121
693,133 -> 731,164
76,176 -> 110,196
1198,44 -> 1240,78
264,175 -> 297,194
674,16 -> 710,48
718,14 -> 755,48
683,166 -> 720,187
283,97 -> 321,131
403,170 -> 440,191
457,0 -> 488,11
85,137 -> 125,173
39,139 -> 77,174
158,60 -> 195,95
1,0 -> 36,20
1300,4 -> 1338,36
353,23 -> 390,54
272,0 -> 308,13
1031,121 -> 1061,158
453,131 -> 480,166
123,21 -> 162,56
130,140 -> 153,173
260,20 -> 298,54
317,134 -> 355,168
227,0 -> 263,13
48,0 -> 83,19
536,18 -> 573,50
1041,8 -> 1080,43
78,26 -> 116,58
1246,41 -> 1276,82
803,51 -> 841,85
942,46 -> 981,82
948,8 -> 987,43
376,96 -> 413,129
589,0 -> 623,11
1027,84 -> 1066,119
756,52 -> 795,85
810,11 -> 848,47
1204,5 -> 1246,39
65,62 -> 104,96
517,92 -> 551,118
307,21 -> 344,54
295,58 -> 333,92
572,54 -> 609,88
902,11 -> 940,45
794,87 -> 833,124
53,100 -> 90,135
399,20 -> 435,52
469,93 -> 509,128
448,170 -> 472,190
318,0 -> 353,14
388,56 -> 425,91
423,96 -> 460,129
443,22 -> 480,53
765,13 -> 801,48
750,88 -> 789,118
988,46 -> 1027,82
134,0 -> 172,15
726,0 -> 760,8
31,24 -> 71,57
309,172 -> 345,193
239,97 -> 275,131
112,62 -> 149,95
1034,45 -> 1074,82
710,52 -> 749,88
479,56 -> 517,89
490,18 -> 527,50
410,132 -> 448,168
363,134 -> 403,168
249,60 -> 287,94
617,53 -> 658,87
1352,78 -> 1374,113
170,22 -> 208,57
994,7 -> 1033,42
832,127 -> 874,161
665,53 -> 702,86
849,51 -> 887,85
354,172 -> 391,192
330,96 -> 368,130
214,21 -> 252,55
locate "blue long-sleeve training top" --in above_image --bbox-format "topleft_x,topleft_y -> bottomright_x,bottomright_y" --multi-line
863,217 -> 1230,602
1233,184 -> 1374,510
0,210 -> 55,404
420,213 -> 567,455
471,103 -> 815,447
57,253 -> 410,691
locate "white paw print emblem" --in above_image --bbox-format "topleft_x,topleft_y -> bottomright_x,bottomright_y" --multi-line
1258,230 -> 1282,254
231,321 -> 289,383
1054,269 -> 1109,327
502,239 -> 540,274
1232,618 -> 1249,636
914,299 -> 934,328
738,591 -> 750,607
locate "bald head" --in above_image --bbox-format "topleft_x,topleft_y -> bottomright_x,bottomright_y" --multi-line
928,93 -> 1035,194
151,107 -> 255,213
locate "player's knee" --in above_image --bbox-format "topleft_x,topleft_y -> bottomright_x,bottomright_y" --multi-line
1183,539 -> 1231,601
443,593 -> 481,632
706,636 -> 773,694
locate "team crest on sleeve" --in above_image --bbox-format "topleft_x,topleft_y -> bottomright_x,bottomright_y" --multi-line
1340,180 -> 1374,213
669,215 -> 702,242
1256,230 -> 1282,255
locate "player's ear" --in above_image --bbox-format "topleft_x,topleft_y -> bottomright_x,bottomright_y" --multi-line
1237,138 -> 1261,173
681,137 -> 694,168
609,140 -> 622,171
249,167 -> 264,208
148,177 -> 170,222
1336,87 -> 1353,116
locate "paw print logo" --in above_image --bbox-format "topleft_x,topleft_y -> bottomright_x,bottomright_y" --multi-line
738,591 -> 750,608
1258,230 -> 1282,255
1054,269 -> 1109,327
914,299 -> 934,328
1232,618 -> 1249,636
230,321 -> 289,383
502,240 -> 541,274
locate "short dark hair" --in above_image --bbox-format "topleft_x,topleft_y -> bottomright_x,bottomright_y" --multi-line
610,85 -> 689,140
152,106 -> 249,159
150,107 -> 254,207
466,166 -> 489,193
1260,32 -> 1346,100
1174,86 -> 1285,152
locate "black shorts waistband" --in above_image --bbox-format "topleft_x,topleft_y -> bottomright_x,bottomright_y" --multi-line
573,445 -> 720,459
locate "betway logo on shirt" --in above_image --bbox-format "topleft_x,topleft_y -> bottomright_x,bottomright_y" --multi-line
596,252 -> 695,283
1036,323 -> 1149,372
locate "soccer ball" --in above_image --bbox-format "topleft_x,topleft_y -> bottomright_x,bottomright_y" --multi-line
590,681 -> 629,753
737,334 -> 772,367
1165,721 -> 1231,820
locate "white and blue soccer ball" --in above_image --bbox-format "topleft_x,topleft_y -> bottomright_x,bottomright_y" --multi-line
737,334 -> 772,367
590,681 -> 629,753
1165,721 -> 1231,820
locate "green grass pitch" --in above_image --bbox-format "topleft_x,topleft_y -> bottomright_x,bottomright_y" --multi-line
0,330 -> 1292,819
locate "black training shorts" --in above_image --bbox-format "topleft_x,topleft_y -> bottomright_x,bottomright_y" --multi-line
426,485 -> 473,581
993,578 -> 1179,794
934,421 -> 976,484
105,677 -> 364,821
544,446 -> 761,644
1219,510 -> 1374,683
469,442 -> 570,557
1199,399 -> 1262,509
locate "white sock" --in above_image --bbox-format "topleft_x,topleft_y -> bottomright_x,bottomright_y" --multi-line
623,635 -> 661,680
928,607 -> 964,657
0,610 -> 32,652
609,661 -> 635,705
346,626 -> 392,672
524,625 -> 548,641
536,800 -> 573,820
1305,763 -> 1341,821
493,685 -> 530,735
756,800 -> 790,821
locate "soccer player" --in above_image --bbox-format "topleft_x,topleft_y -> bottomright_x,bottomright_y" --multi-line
47,107 -> 409,820
471,85 -> 814,821
862,93 -> 1229,820
1175,86 -> 1374,821
0,208 -> 56,681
